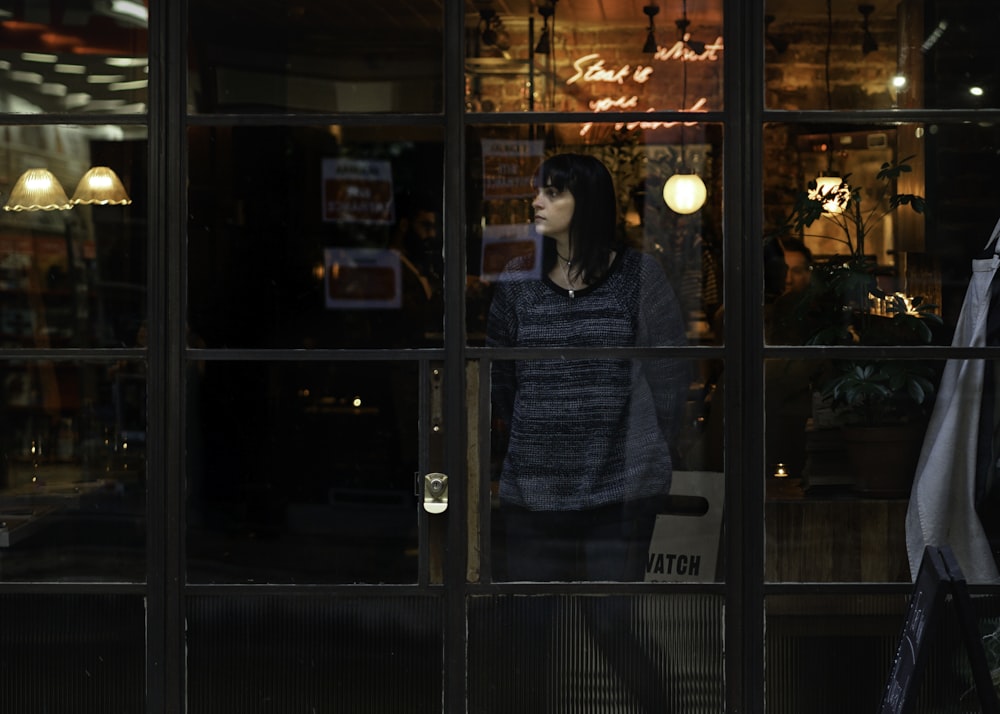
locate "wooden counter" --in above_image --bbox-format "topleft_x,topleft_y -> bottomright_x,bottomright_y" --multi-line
765,481 -> 910,582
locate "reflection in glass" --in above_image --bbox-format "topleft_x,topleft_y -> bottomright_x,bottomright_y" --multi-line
765,1 -> 1000,111
763,121 -> 1000,348
187,361 -> 420,584
465,0 -> 724,114
0,7 -> 147,114
187,126 -> 443,349
0,594 -> 145,711
466,123 -> 724,345
188,0 -> 443,113
767,594 -> 932,711
0,125 -> 147,349
188,595 -> 442,711
764,357 -> 947,583
765,0 -> 1000,110
469,594 -> 725,713
489,359 -> 722,583
0,360 -> 146,581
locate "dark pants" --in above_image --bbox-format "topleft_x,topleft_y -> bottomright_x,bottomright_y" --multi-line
494,500 -> 669,713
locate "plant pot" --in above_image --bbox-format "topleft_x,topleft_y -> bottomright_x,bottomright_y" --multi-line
842,423 -> 926,498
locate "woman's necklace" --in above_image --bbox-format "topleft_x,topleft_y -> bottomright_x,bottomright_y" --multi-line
558,252 -> 578,298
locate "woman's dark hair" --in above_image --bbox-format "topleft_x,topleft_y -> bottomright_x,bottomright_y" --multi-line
534,153 -> 618,284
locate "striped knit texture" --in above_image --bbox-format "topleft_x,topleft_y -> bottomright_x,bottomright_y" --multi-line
487,248 -> 689,511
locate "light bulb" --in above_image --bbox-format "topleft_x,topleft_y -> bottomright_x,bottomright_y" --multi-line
662,172 -> 706,214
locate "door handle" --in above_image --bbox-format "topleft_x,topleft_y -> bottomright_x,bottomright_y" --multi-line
423,472 -> 448,514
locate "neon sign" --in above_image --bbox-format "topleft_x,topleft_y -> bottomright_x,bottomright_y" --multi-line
654,35 -> 724,62
567,35 -> 723,137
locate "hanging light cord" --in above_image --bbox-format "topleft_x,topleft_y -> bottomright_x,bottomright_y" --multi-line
679,0 -> 689,169
825,0 -> 834,173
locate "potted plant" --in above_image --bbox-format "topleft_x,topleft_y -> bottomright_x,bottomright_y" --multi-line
769,156 -> 943,495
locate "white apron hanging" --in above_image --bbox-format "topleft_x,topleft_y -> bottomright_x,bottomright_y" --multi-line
905,217 -> 1000,584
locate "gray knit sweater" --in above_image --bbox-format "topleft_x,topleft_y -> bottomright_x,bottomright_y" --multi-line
487,247 -> 688,511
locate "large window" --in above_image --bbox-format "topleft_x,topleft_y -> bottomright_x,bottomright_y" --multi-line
0,1 -> 999,713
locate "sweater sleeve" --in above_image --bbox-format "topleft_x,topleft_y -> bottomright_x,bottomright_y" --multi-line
486,280 -> 517,426
636,255 -> 691,445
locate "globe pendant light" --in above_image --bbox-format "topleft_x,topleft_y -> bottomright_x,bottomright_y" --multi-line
662,0 -> 706,214
809,174 -> 848,214
663,171 -> 707,214
806,0 -> 849,215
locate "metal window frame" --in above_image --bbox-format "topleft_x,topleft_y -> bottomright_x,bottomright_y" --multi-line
3,1 -> 999,713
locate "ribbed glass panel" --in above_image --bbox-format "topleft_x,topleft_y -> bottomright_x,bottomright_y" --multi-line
187,594 -> 442,714
0,594 -> 145,712
766,594 -> 999,714
468,593 -> 724,714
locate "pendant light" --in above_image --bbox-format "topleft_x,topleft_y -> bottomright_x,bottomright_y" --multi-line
4,166 -> 132,211
662,0 -> 706,215
3,168 -> 71,211
641,4 -> 659,54
807,0 -> 849,214
811,173 -> 847,214
534,1 -> 556,55
70,166 -> 132,205
662,172 -> 707,215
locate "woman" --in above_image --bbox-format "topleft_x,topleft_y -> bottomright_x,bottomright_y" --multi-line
487,152 -> 689,582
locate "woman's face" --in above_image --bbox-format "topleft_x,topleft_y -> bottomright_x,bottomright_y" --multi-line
532,183 -> 575,243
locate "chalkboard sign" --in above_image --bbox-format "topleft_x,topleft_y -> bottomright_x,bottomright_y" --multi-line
879,545 -> 1000,714
879,546 -> 950,714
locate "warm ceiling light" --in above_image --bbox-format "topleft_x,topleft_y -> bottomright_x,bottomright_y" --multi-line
21,52 -> 58,63
105,57 -> 148,68
87,74 -> 127,84
970,86 -> 985,97
109,79 -> 148,91
2,21 -> 49,32
810,175 -> 849,214
70,167 -> 132,206
65,93 -> 92,109
534,2 -> 556,54
765,15 -> 790,54
662,171 -> 706,214
859,5 -> 878,55
40,33 -> 82,48
642,4 -> 660,54
40,83 -> 68,96
9,71 -> 43,84
4,168 -> 72,212
110,0 -> 149,24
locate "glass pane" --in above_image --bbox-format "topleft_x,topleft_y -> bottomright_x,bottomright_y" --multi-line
466,0 -> 724,114
0,594 -> 145,711
469,593 -> 724,713
0,360 -> 145,581
0,125 -> 147,348
488,357 -> 721,583
0,6 -> 147,114
766,594 -> 1000,713
187,360 -> 420,584
764,121 -> 1000,347
187,595 -> 442,713
764,357 -> 950,583
765,1 -> 1000,111
188,125 -> 443,349
188,1 -> 442,113
467,123 -> 724,345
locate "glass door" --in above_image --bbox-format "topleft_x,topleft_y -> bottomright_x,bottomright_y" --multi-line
181,1 -> 455,711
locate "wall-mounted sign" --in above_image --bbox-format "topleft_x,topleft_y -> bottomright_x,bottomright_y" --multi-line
481,139 -> 544,200
567,37 -> 722,137
480,224 -> 542,283
321,158 -> 394,225
324,248 -> 401,310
